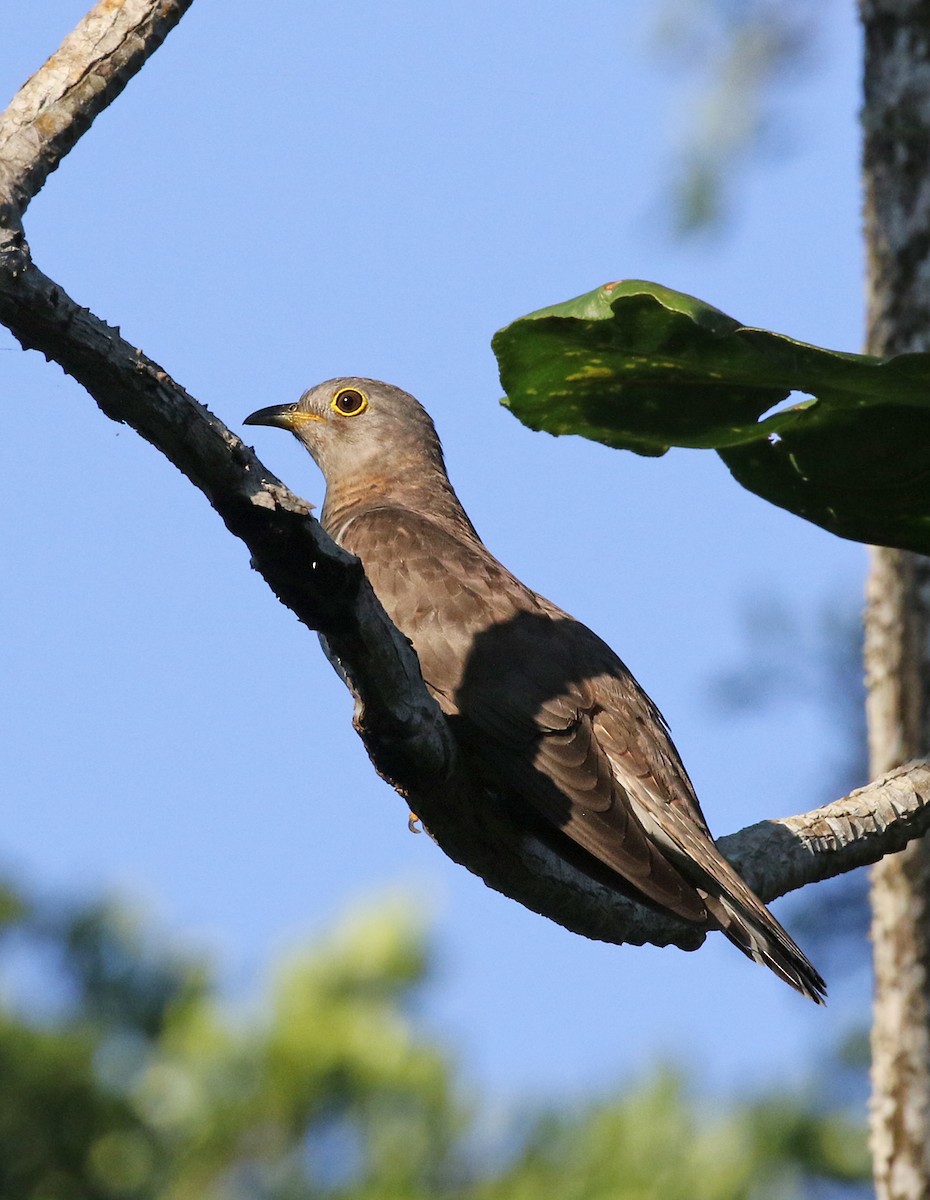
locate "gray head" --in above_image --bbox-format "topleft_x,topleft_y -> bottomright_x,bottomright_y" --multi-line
244,377 -> 448,490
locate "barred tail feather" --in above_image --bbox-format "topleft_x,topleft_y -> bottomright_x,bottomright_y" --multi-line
703,892 -> 827,1004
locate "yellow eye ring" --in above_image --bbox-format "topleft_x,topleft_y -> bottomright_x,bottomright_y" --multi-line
330,387 -> 369,417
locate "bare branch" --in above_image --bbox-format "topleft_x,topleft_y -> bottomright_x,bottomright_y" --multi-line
0,252 -> 456,792
0,0 -> 192,222
2,1 -> 928,957
723,761 -> 930,895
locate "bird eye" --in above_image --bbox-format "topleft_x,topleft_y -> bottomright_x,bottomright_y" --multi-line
331,387 -> 368,416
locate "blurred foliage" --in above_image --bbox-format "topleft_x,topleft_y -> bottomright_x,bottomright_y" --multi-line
652,0 -> 827,231
476,1070 -> 869,1200
0,881 -> 870,1199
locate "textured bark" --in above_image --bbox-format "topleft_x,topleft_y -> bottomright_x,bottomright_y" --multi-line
861,2 -> 930,1195
0,0 -> 193,223
867,555 -> 930,1199
3,3 -> 930,961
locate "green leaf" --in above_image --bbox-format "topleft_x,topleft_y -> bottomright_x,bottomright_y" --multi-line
493,280 -> 930,552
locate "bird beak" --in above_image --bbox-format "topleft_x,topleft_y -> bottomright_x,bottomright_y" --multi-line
243,403 -> 305,430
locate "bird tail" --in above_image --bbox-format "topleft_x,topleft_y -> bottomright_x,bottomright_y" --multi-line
627,795 -> 826,1003
701,889 -> 826,1004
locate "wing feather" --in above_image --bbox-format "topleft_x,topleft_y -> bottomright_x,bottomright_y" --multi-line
324,464 -> 824,999
337,506 -> 709,920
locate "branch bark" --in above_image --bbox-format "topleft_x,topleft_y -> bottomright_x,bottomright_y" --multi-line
2,0 -> 928,958
0,0 -> 194,223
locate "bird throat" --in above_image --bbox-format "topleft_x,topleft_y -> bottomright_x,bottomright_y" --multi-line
321,466 -> 476,545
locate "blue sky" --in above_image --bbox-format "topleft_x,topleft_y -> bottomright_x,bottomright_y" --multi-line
2,2 -> 866,1105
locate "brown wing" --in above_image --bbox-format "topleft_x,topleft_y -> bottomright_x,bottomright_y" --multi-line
333,503 -> 825,1002
336,505 -> 711,923
469,606 -> 826,1001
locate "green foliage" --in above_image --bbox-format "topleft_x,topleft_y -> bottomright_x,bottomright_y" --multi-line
0,1016 -> 143,1200
0,881 -> 868,1199
0,890 -> 460,1199
474,1071 -> 868,1200
494,280 -> 930,554
653,1 -> 820,232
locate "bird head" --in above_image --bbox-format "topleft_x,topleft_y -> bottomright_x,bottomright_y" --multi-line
244,377 -> 447,490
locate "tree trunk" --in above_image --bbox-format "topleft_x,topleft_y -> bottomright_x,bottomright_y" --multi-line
860,4 -> 930,1196
866,552 -> 930,1198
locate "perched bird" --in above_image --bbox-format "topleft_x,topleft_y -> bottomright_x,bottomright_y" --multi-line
245,378 -> 825,1003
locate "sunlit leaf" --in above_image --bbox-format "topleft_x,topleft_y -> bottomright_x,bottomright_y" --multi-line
494,280 -> 930,552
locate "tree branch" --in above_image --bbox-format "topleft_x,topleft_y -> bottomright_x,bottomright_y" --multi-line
0,0 -> 193,222
2,0 -> 926,956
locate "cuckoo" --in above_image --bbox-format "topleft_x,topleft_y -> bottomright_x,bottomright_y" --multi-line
245,378 -> 825,1003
